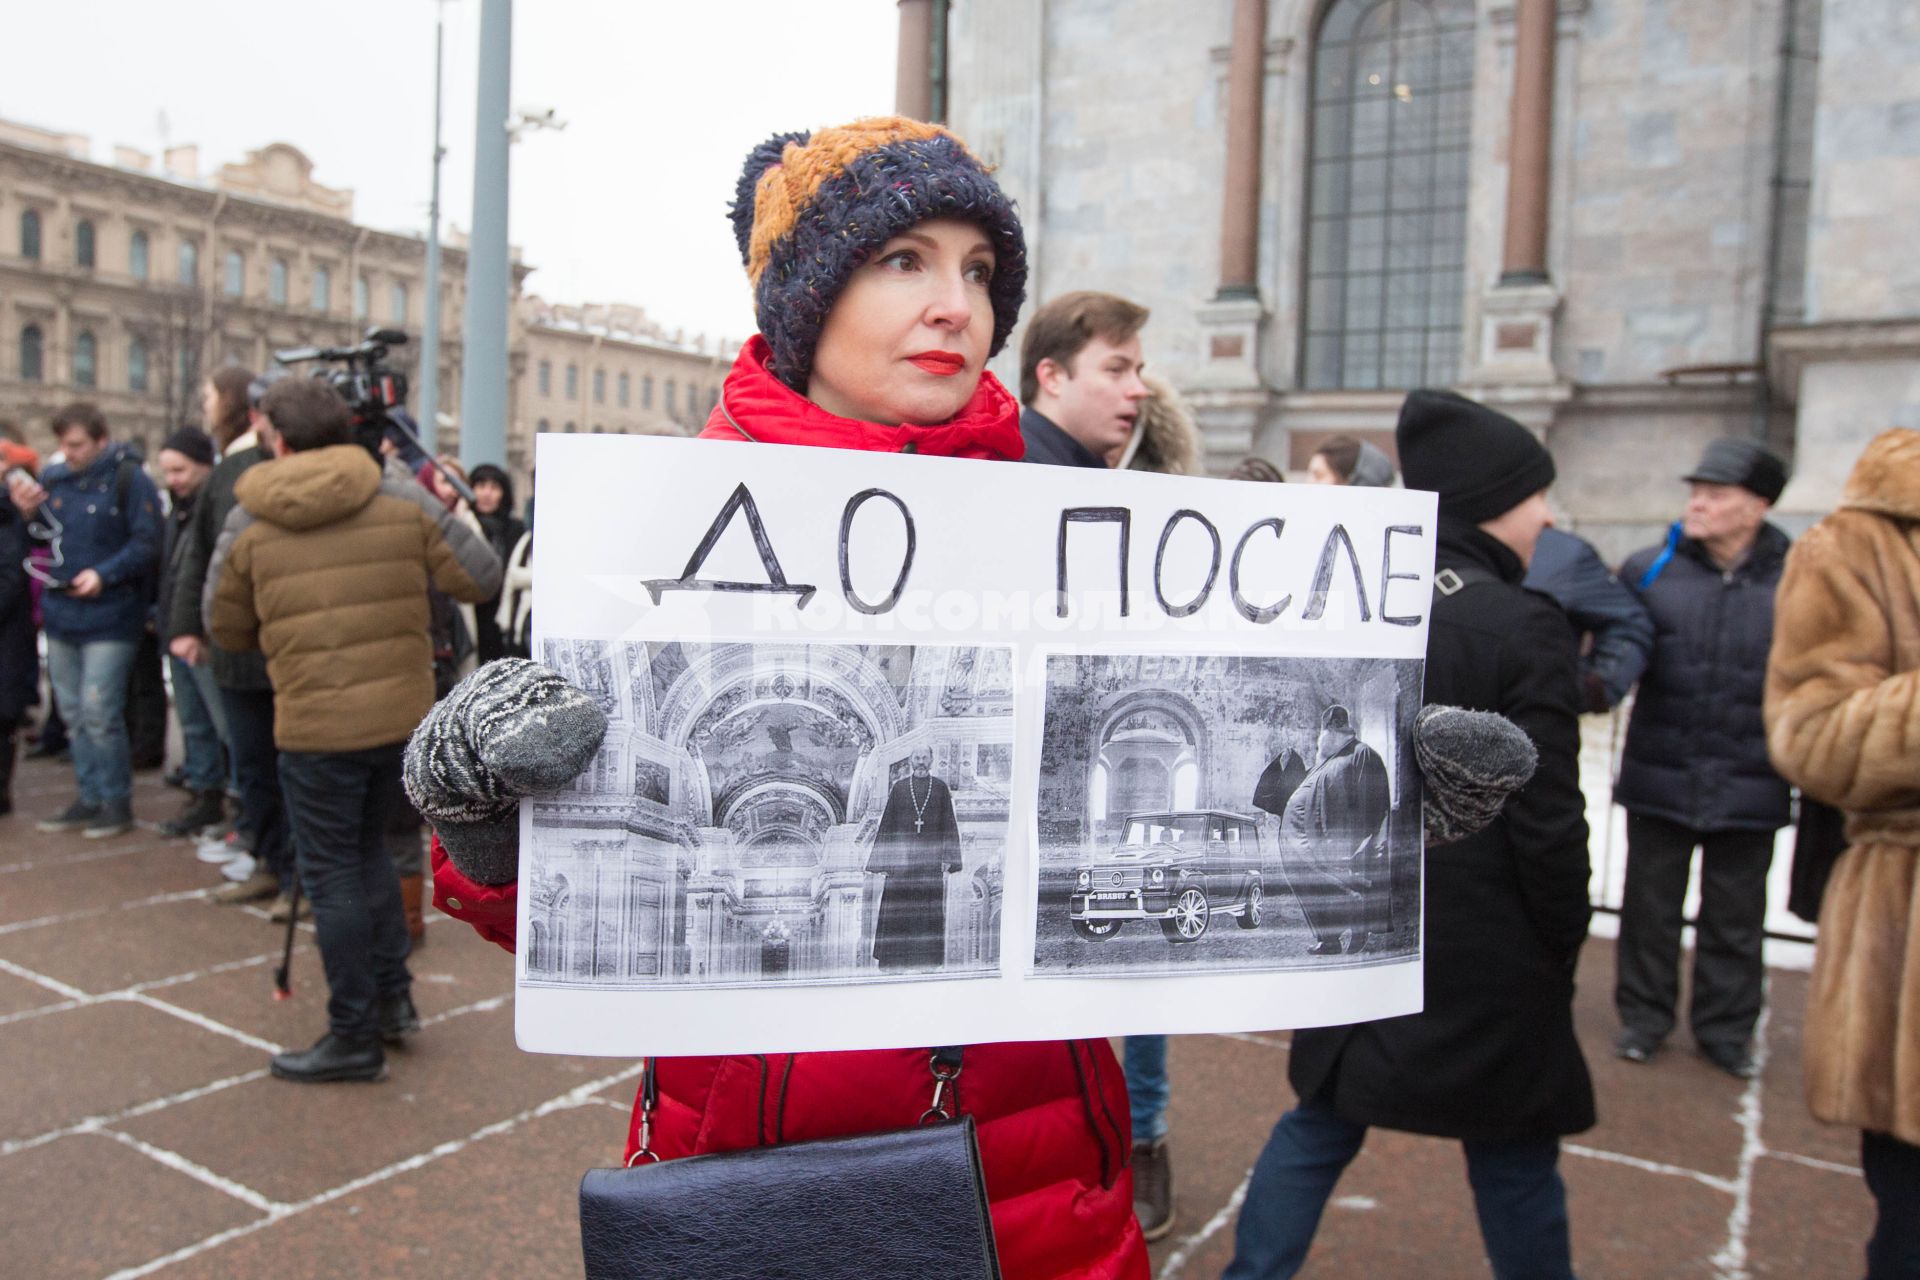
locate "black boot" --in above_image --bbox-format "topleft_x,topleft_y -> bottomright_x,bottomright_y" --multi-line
1132,1137 -> 1176,1241
159,790 -> 225,838
270,1032 -> 386,1083
378,991 -> 421,1046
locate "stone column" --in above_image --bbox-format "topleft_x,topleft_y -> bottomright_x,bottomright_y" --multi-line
1217,0 -> 1268,298
1499,0 -> 1556,284
896,0 -> 934,120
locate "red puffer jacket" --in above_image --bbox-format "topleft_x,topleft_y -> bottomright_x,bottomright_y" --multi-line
431,336 -> 1149,1279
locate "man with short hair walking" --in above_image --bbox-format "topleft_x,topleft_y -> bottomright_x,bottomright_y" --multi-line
1017,289 -> 1173,1241
1613,438 -> 1793,1079
208,379 -> 500,1082
7,402 -> 161,839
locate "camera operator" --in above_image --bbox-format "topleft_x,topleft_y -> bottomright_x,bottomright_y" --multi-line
206,378 -> 500,1082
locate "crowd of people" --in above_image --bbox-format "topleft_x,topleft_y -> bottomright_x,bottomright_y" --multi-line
3,111 -> 1914,1278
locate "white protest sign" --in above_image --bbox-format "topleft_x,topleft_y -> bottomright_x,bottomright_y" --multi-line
519,433 -> 1436,1056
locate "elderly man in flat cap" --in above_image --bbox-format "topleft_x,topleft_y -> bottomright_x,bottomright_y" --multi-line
1613,437 -> 1794,1079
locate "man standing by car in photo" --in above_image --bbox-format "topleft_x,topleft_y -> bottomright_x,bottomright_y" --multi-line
208,378 -> 500,1083
1273,705 -> 1392,956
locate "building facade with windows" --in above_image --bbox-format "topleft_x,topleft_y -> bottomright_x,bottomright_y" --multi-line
0,118 -> 494,459
516,298 -> 736,445
0,116 -> 737,496
929,0 -> 1918,554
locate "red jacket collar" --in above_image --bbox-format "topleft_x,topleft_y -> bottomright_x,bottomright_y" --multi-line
699,335 -> 1025,461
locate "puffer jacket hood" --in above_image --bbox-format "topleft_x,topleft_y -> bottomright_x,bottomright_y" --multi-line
1840,427 -> 1920,522
234,444 -> 382,532
1118,375 -> 1201,476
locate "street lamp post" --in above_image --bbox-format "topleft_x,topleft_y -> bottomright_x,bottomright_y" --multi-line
418,0 -> 451,453
456,0 -> 513,472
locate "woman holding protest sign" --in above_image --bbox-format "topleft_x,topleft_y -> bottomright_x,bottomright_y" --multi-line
408,118 -> 1144,1279
403,118 -> 1535,1277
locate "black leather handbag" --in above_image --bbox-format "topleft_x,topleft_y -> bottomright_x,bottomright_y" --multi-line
579,1047 -> 1001,1280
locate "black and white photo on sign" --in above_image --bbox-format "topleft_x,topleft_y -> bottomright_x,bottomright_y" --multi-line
1032,652 -> 1423,977
523,638 -> 1014,988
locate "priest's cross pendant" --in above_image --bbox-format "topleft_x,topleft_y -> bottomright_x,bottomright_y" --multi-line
914,819 -> 924,833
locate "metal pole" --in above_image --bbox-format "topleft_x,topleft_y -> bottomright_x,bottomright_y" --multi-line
418,0 -> 449,453
457,0 -> 512,470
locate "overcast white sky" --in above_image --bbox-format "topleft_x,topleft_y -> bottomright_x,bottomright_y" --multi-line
0,0 -> 899,344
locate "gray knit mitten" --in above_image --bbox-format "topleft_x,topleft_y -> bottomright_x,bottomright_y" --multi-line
1413,704 -> 1539,846
404,659 -> 609,885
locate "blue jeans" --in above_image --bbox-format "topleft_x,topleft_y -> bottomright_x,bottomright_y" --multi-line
167,655 -> 226,792
1224,1097 -> 1574,1280
1124,1035 -> 1170,1142
45,637 -> 137,808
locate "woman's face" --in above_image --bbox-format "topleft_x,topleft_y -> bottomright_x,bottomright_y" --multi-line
473,478 -> 504,515
807,218 -> 995,427
200,380 -> 222,429
1307,452 -> 1345,485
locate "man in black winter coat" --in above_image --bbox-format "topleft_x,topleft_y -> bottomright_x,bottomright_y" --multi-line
1226,389 -> 1593,1280
1612,438 -> 1792,1079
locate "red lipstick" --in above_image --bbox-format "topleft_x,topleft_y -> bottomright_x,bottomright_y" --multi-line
907,351 -> 966,376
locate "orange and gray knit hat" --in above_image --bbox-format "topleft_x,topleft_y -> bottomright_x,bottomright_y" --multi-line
729,117 -> 1028,392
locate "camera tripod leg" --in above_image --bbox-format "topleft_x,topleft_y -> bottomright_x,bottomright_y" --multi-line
271,878 -> 304,1000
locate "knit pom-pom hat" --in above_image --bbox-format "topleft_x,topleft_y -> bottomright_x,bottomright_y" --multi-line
728,117 -> 1028,393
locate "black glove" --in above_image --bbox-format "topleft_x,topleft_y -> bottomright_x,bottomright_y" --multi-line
403,659 -> 609,885
1414,705 -> 1538,846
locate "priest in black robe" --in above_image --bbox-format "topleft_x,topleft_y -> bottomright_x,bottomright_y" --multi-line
1277,705 -> 1393,954
867,749 -> 962,972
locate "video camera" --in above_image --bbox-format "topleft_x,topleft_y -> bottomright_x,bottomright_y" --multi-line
274,327 -> 474,506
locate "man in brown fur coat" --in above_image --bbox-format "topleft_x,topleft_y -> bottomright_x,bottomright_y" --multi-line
1765,427 -> 1920,1276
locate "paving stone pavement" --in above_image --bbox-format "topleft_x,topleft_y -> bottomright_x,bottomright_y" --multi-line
0,753 -> 1876,1278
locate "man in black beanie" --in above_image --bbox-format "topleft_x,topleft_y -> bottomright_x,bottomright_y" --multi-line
1226,388 -> 1593,1280
1612,437 -> 1792,1079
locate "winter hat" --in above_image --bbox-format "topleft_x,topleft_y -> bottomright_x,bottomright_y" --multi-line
1348,440 -> 1397,488
729,117 -> 1028,392
1414,704 -> 1539,847
1682,438 -> 1788,504
1228,455 -> 1285,484
160,426 -> 215,467
1396,389 -> 1555,523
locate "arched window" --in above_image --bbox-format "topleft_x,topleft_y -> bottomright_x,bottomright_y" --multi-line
538,359 -> 552,396
665,379 -> 677,414
390,282 -> 408,324
19,209 -> 40,260
311,265 -> 330,312
72,331 -> 97,388
75,219 -> 95,269
537,417 -> 550,435
642,374 -> 654,408
128,336 -> 149,392
353,274 -> 369,319
129,230 -> 150,281
270,258 -> 289,306
19,325 -> 43,381
1301,0 -> 1475,390
565,363 -> 578,399
177,239 -> 199,285
220,250 -> 242,297
593,368 -> 606,404
618,372 -> 630,407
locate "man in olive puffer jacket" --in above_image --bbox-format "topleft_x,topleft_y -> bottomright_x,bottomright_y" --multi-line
207,378 -> 500,1083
